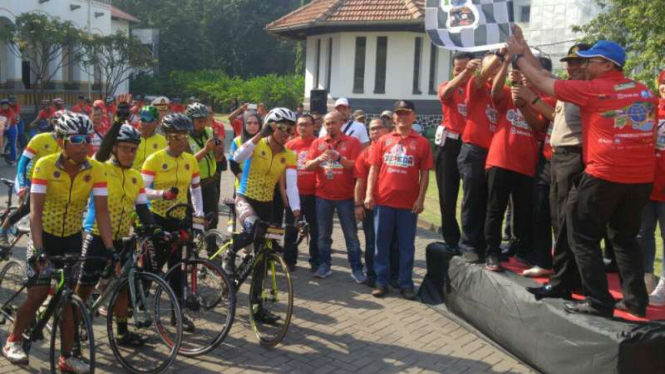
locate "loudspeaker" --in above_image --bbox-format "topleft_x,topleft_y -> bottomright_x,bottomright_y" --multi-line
21,61 -> 30,89
310,89 -> 327,115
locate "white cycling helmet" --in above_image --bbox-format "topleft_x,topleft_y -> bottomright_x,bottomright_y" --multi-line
56,112 -> 93,137
263,107 -> 296,127
116,124 -> 141,144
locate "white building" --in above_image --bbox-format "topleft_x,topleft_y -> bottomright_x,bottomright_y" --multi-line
267,0 -> 602,126
0,0 -> 139,112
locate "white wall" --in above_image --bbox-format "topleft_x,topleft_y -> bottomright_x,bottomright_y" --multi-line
305,31 -> 452,104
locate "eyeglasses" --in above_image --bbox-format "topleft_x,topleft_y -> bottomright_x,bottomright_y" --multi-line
66,135 -> 91,145
168,133 -> 188,141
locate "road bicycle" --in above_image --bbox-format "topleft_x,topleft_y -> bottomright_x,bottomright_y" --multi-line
0,178 -> 30,253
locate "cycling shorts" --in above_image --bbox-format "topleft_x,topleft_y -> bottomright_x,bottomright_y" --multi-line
26,232 -> 82,287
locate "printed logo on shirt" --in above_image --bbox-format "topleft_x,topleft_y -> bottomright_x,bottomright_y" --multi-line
641,90 -> 654,99
84,175 -> 91,183
296,151 -> 308,170
53,171 -> 60,178
657,120 -> 665,151
614,82 -> 636,91
506,109 -> 530,131
383,144 -> 414,168
485,105 -> 498,127
601,102 -> 656,132
457,103 -> 468,117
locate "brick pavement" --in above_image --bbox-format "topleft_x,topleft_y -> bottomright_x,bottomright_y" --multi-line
0,165 -> 538,374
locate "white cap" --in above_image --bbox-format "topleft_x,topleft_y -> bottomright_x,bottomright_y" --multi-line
334,98 -> 349,108
151,96 -> 171,106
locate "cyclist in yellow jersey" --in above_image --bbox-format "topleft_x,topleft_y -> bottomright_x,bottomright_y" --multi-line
77,123 -> 158,346
141,113 -> 203,332
133,106 -> 167,171
186,103 -> 224,235
0,126 -> 61,247
222,108 -> 301,324
2,113 -> 114,374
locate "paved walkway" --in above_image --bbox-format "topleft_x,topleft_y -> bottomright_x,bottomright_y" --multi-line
0,164 -> 537,374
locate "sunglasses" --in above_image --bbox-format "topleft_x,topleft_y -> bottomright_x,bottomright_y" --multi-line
140,116 -> 156,123
168,133 -> 188,141
275,123 -> 295,134
66,135 -> 91,145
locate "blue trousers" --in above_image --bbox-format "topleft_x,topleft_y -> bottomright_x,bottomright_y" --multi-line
315,198 -> 363,271
4,125 -> 17,161
374,205 -> 417,289
638,200 -> 665,276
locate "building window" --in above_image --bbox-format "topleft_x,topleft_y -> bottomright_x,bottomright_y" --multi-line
326,38 -> 333,90
520,6 -> 531,23
374,36 -> 388,94
353,37 -> 366,94
413,37 -> 423,95
428,43 -> 438,95
314,39 -> 321,89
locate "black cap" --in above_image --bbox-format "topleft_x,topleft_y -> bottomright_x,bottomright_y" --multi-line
394,100 -> 415,113
560,43 -> 592,62
0,99 -> 9,105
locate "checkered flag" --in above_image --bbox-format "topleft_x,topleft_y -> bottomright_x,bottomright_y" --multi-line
426,0 -> 514,52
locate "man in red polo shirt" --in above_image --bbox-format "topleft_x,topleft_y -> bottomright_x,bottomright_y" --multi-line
284,114 -> 319,272
365,101 -> 433,300
511,37 -> 657,318
305,111 -> 364,283
457,50 -> 504,262
435,52 -> 479,254
71,95 -> 86,114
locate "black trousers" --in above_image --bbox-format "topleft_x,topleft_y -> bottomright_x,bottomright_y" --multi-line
532,157 -> 552,269
201,179 -> 220,230
434,137 -> 462,247
284,195 -> 319,267
457,143 -> 488,254
362,208 -> 399,283
567,172 -> 651,312
485,167 -> 533,256
549,148 -> 585,290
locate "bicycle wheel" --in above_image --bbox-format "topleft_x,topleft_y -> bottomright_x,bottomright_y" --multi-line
248,252 -> 293,348
162,258 -> 235,356
0,260 -> 25,326
49,294 -> 95,374
107,272 -> 182,374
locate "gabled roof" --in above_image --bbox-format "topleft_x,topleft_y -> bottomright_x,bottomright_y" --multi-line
110,6 -> 140,24
266,0 -> 425,38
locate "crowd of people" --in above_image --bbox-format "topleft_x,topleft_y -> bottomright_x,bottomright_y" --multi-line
436,24 -> 665,319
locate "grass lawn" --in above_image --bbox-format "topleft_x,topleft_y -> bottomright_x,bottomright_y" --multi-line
423,171 -> 664,276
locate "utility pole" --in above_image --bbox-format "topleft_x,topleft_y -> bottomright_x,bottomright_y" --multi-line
87,0 -> 92,98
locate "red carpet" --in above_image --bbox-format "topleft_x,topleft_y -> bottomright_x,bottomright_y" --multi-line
503,258 -> 665,322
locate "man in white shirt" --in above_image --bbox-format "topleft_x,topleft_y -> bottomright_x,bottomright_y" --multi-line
319,98 -> 369,147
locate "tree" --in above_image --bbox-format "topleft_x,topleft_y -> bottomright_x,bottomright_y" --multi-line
81,32 -> 156,98
0,12 -> 84,104
574,1 -> 665,88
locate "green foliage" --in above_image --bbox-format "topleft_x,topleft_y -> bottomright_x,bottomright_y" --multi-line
133,70 -> 304,111
573,0 -> 665,89
113,0 -> 303,78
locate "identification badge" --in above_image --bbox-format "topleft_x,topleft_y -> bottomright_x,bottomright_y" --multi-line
435,126 -> 447,147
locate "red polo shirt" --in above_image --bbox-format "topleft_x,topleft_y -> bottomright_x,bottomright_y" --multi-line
438,80 -> 468,134
354,144 -> 373,180
10,104 -> 21,121
306,133 -> 361,200
37,107 -> 55,120
71,104 -> 85,114
0,108 -> 16,125
554,70 -> 657,183
463,76 -> 497,149
652,99 -> 665,201
370,131 -> 434,210
286,136 -> 317,196
486,88 -> 540,177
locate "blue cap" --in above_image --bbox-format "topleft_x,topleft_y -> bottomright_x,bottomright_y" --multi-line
575,40 -> 626,68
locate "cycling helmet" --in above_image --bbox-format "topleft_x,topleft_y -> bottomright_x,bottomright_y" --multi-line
116,124 -> 141,144
263,107 -> 296,127
186,102 -> 208,119
161,113 -> 192,133
53,98 -> 64,105
139,105 -> 159,122
56,112 -> 93,137
7,96 -> 16,104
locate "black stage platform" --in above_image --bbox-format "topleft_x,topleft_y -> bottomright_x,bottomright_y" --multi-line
419,243 -> 665,374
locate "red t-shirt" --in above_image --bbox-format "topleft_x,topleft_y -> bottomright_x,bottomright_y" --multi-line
486,88 -> 540,177
438,81 -> 467,134
0,108 -> 15,125
463,76 -> 497,149
286,137 -> 317,196
11,104 -> 21,121
37,107 -> 55,120
231,119 -> 242,137
651,99 -> 665,201
370,131 -> 434,210
306,134 -> 361,200
212,120 -> 226,140
107,103 -> 117,115
71,104 -> 85,114
554,71 -> 657,184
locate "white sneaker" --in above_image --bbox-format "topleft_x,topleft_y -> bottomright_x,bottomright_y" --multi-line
2,341 -> 28,364
521,266 -> 553,278
644,273 -> 658,295
59,355 -> 90,374
649,279 -> 665,307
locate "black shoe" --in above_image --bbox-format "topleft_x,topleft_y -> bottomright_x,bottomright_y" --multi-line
563,300 -> 613,318
485,254 -> 503,272
254,308 -> 280,325
116,331 -> 148,347
222,252 -> 236,275
389,279 -> 400,289
286,264 -> 296,273
527,284 -> 572,301
0,233 -> 10,249
366,276 -> 376,288
615,300 -> 646,318
400,288 -> 417,301
372,286 -> 388,298
309,262 -> 318,273
604,260 -> 619,273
